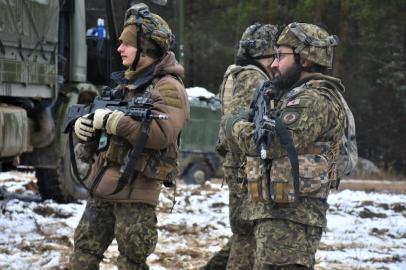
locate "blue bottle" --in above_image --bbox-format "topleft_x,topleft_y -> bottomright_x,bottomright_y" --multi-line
97,18 -> 106,39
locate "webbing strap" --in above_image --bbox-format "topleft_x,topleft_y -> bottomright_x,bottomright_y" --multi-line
107,118 -> 151,196
274,117 -> 300,202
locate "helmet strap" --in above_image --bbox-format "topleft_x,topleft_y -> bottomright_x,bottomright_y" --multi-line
131,20 -> 143,70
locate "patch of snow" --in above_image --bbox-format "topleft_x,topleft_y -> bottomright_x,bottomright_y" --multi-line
0,171 -> 405,269
186,87 -> 215,99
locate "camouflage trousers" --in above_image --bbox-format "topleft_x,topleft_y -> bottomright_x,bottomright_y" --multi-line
201,167 -> 255,270
253,219 -> 323,270
69,198 -> 158,270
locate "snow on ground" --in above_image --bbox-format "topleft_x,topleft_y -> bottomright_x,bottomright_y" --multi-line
186,87 -> 216,99
0,171 -> 405,270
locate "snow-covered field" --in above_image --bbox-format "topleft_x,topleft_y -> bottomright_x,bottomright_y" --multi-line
0,171 -> 405,270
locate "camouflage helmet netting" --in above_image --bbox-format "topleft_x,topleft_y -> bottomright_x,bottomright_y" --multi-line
124,3 -> 174,52
237,23 -> 278,59
277,22 -> 339,67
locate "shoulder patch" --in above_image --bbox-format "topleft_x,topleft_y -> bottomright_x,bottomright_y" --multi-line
287,98 -> 300,107
281,112 -> 299,125
158,82 -> 182,108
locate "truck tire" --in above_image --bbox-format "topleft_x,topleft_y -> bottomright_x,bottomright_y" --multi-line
61,140 -> 90,200
36,168 -> 76,203
183,163 -> 213,185
36,139 -> 89,203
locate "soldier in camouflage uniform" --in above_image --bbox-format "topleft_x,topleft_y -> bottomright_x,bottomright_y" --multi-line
69,4 -> 189,270
203,23 -> 278,270
222,23 -> 356,269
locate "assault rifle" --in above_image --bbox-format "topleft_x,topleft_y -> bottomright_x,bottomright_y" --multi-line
250,80 -> 300,202
63,95 -> 168,134
249,80 -> 277,159
63,89 -> 168,195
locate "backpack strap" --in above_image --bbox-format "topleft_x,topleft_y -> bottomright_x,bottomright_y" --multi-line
219,64 -> 268,115
310,79 -> 358,177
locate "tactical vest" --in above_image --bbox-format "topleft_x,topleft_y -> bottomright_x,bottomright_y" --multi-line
216,64 -> 269,167
219,64 -> 268,115
83,78 -> 179,201
247,75 -> 357,203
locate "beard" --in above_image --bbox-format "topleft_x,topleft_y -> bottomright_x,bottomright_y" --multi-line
272,61 -> 302,90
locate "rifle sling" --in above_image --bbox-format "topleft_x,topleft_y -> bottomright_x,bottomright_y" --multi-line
108,118 -> 152,196
274,117 -> 300,202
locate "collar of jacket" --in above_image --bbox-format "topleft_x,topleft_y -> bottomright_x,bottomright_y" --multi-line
110,62 -> 159,90
290,72 -> 344,92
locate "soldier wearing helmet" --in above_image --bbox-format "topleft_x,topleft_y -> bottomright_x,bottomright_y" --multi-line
222,22 -> 356,269
70,4 -> 189,269
203,23 -> 278,270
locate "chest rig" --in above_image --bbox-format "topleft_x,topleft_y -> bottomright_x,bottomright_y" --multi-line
217,64 -> 268,164
247,76 -> 353,203
85,76 -> 179,199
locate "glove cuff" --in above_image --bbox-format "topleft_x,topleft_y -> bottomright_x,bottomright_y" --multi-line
106,110 -> 125,135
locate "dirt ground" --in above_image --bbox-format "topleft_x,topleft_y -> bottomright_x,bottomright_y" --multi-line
1,173 -> 405,270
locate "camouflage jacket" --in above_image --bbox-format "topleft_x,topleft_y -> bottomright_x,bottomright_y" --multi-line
230,73 -> 347,227
218,64 -> 269,169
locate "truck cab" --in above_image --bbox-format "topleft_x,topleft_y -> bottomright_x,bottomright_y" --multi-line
0,0 -> 222,202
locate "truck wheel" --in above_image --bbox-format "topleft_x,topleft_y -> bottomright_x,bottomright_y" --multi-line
183,163 -> 212,185
59,139 -> 90,201
36,168 -> 76,203
36,139 -> 89,203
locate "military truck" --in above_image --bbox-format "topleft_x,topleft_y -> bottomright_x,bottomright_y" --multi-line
0,0 -> 222,202
179,88 -> 222,184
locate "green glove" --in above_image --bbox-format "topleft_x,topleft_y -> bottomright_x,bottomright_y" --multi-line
223,110 -> 250,141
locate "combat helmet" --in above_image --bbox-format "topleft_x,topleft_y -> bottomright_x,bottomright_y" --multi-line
237,23 -> 278,59
123,3 -> 174,67
277,22 -> 339,68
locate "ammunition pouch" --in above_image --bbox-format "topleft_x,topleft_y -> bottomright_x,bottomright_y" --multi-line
106,135 -> 178,181
246,156 -> 271,202
85,135 -> 178,196
246,153 -> 332,203
105,135 -> 132,165
143,151 -> 178,187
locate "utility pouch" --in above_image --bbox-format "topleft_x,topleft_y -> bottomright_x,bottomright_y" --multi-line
143,152 -> 178,182
246,157 -> 270,202
105,136 -> 131,165
270,154 -> 330,203
270,178 -> 295,203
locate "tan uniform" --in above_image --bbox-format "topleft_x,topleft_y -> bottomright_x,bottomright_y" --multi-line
84,52 -> 189,206
70,52 -> 190,270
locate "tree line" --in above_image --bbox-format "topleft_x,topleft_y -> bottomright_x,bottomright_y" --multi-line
108,0 -> 405,174
174,0 -> 405,175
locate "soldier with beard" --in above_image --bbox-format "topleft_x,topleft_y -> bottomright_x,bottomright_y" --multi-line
222,22 -> 356,269
202,23 -> 278,270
